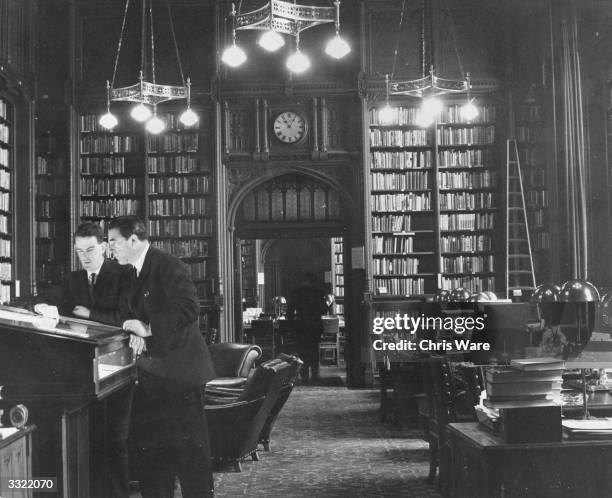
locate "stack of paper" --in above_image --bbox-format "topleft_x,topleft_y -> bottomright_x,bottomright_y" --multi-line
562,418 -> 612,440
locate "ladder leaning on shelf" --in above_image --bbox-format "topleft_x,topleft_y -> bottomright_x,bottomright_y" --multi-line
505,139 -> 536,298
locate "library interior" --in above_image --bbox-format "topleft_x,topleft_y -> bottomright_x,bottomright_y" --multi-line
3,0 -> 612,497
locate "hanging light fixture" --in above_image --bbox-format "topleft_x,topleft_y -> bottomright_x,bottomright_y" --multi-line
222,0 -> 349,73
100,0 -> 198,131
387,0 -> 475,127
460,73 -> 479,122
378,74 -> 395,125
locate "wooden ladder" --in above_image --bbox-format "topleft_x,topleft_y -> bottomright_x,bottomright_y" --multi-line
505,139 -> 536,298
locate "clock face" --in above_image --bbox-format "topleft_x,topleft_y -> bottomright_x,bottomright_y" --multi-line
273,111 -> 307,144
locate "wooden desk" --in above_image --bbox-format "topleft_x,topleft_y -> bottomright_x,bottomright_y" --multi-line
446,422 -> 612,498
0,426 -> 36,498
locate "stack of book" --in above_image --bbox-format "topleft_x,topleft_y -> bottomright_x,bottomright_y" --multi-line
483,357 -> 564,409
562,419 -> 612,440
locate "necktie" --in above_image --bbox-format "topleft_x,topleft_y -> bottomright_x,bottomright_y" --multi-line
88,273 -> 96,299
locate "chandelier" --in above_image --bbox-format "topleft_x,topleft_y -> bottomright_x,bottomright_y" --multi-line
99,0 -> 198,134
378,0 -> 477,127
221,0 -> 350,74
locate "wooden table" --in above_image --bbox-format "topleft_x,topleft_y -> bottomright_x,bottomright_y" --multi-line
445,422 -> 612,498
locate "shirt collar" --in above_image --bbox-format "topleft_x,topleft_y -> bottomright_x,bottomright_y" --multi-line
87,260 -> 104,279
132,242 -> 150,277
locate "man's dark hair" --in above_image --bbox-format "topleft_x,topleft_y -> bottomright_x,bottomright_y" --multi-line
74,221 -> 104,243
108,215 -> 148,241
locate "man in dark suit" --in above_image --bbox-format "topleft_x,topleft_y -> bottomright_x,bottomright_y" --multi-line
108,215 -> 215,498
35,221 -> 134,498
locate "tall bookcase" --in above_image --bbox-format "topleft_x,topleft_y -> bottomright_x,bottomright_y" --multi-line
368,100 -> 499,297
35,133 -> 68,290
0,97 -> 14,303
516,101 -> 550,283
331,237 -> 344,319
240,239 -> 258,307
77,107 -> 216,332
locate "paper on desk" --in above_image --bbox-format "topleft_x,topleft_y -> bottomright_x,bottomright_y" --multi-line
0,427 -> 18,439
562,418 -> 612,431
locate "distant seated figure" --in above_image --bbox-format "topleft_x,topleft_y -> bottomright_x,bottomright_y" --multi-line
36,221 -> 132,326
539,324 -> 568,357
287,272 -> 327,382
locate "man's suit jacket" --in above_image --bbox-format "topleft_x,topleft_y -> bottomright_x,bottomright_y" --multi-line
47,259 -> 131,325
122,246 -> 215,388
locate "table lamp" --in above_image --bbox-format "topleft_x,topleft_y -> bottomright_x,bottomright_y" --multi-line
272,296 -> 287,318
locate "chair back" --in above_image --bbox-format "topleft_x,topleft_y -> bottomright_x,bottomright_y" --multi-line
209,343 -> 262,378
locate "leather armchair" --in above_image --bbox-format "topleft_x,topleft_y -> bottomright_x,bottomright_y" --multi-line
205,359 -> 293,471
206,343 -> 262,389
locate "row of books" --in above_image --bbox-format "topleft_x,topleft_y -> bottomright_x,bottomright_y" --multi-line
0,100 -> 8,120
369,107 -> 423,126
438,148 -> 493,168
440,234 -> 492,252
373,257 -> 421,276
527,190 -> 548,207
36,244 -> 57,261
80,135 -> 140,154
0,169 -> 10,191
528,209 -> 547,228
518,148 -> 545,166
517,126 -> 544,144
0,283 -> 11,304
147,134 -> 199,153
441,276 -> 495,291
0,262 -> 12,280
370,129 -> 428,147
36,199 -> 64,218
36,156 -> 64,175
80,198 -> 139,217
148,218 -> 213,237
369,105 -> 496,126
439,192 -> 495,210
439,213 -> 495,231
438,171 -> 496,189
371,171 -> 429,190
81,156 -> 132,175
441,255 -> 494,273
80,177 -> 136,196
149,198 -> 210,216
0,239 -> 10,258
374,277 -> 425,296
0,214 -> 9,233
80,113 -> 197,132
36,221 -> 62,238
373,235 -> 418,253
440,105 -> 496,124
533,232 -> 551,250
334,254 -> 343,264
148,175 -> 210,194
0,123 -> 8,144
0,149 -> 8,168
516,105 -> 543,123
187,262 -> 208,279
147,156 -> 204,174
436,126 -> 495,145
372,193 -> 431,212
0,192 -> 10,212
371,214 -> 415,233
36,177 -> 65,195
371,151 -> 432,169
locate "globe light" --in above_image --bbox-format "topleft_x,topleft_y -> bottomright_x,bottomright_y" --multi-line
179,107 -> 199,127
422,96 -> 443,119
258,30 -> 285,52
145,114 -> 165,134
99,111 -> 118,130
378,104 -> 395,125
286,49 -> 311,74
221,43 -> 247,67
415,109 -> 434,128
130,103 -> 152,122
460,99 -> 479,122
325,34 -> 350,59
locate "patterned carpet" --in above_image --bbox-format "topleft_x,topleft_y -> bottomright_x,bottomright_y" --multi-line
213,386 -> 441,498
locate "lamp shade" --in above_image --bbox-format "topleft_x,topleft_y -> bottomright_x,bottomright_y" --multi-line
531,283 -> 561,303
560,279 -> 600,303
433,289 -> 450,303
449,288 -> 472,302
272,296 -> 287,305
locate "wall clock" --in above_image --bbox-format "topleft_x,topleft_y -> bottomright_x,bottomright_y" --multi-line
273,111 -> 307,144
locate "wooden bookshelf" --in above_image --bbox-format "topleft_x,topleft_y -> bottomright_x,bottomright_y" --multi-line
0,97 -> 14,303
368,101 -> 499,297
331,237 -> 344,319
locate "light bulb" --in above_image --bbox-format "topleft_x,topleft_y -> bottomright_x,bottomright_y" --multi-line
460,99 -> 479,122
325,34 -> 351,59
286,50 -> 311,74
415,109 -> 434,128
99,111 -> 118,130
179,107 -> 199,127
258,30 -> 285,52
421,96 -> 443,119
130,103 -> 152,122
145,115 -> 165,134
221,43 -> 247,67
378,105 -> 395,125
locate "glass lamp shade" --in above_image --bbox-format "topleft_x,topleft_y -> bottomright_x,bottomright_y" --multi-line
179,107 -> 199,127
378,104 -> 396,125
422,96 -> 443,119
484,291 -> 498,301
325,34 -> 350,59
221,43 -> 247,67
130,103 -> 152,122
415,109 -> 434,128
560,279 -> 600,303
460,99 -> 479,122
531,283 -> 561,303
286,50 -> 311,74
449,287 -> 472,302
145,115 -> 166,135
433,289 -> 450,303
99,111 -> 118,130
258,30 -> 285,52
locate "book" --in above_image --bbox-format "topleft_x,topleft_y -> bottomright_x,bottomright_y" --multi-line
486,367 -> 563,383
510,357 -> 565,371
486,380 -> 556,397
483,398 -> 557,409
